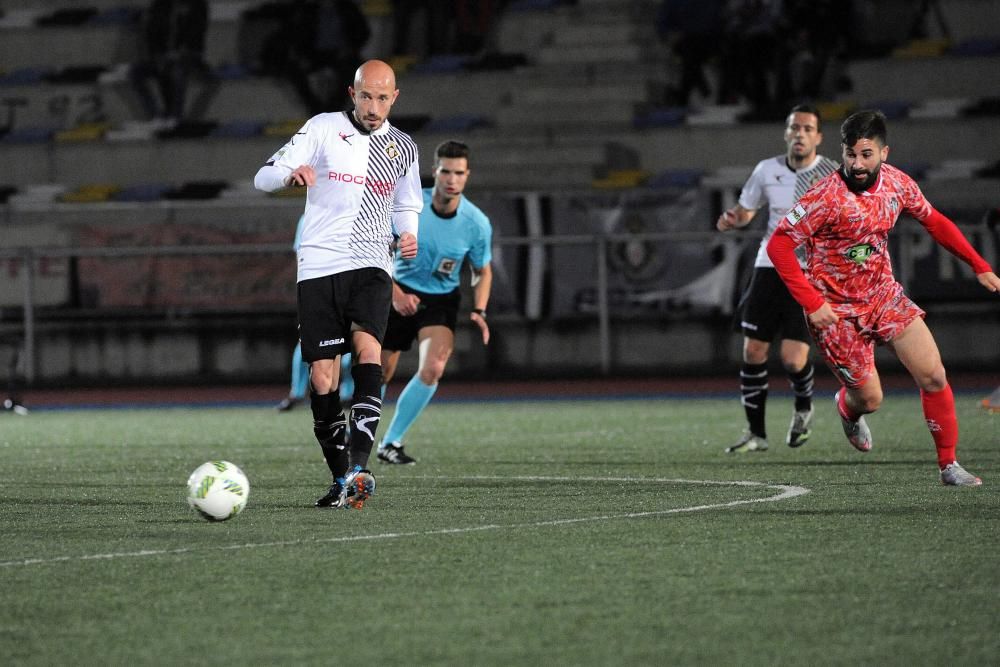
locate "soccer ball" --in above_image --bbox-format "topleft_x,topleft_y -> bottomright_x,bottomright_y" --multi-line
186,461 -> 249,521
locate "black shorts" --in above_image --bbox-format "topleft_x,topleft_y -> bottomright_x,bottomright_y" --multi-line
733,267 -> 810,343
297,268 -> 392,362
382,284 -> 461,352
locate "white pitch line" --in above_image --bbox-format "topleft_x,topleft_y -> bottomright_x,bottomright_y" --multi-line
0,477 -> 809,568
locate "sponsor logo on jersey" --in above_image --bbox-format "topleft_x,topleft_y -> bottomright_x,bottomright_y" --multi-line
318,338 -> 345,347
339,131 -> 353,145
329,171 -> 366,184
328,171 -> 395,196
844,243 -> 875,265
785,204 -> 807,225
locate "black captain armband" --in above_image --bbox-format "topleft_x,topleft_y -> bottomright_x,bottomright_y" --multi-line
472,308 -> 487,319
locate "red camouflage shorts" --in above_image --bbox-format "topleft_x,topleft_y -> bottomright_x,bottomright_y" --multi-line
807,281 -> 925,389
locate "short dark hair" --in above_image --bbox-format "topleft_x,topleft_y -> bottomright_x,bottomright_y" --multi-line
841,109 -> 887,147
789,103 -> 822,131
435,140 -> 470,165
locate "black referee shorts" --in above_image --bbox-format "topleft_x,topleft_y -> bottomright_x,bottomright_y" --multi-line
382,284 -> 461,353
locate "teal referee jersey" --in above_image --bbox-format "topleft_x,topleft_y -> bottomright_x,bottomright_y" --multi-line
393,188 -> 492,294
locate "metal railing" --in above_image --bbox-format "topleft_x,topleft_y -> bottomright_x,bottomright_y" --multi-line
2,225 -> 997,382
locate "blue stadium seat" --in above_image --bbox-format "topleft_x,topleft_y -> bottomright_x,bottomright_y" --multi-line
948,38 -> 1000,57
1,126 -> 55,144
410,55 -> 471,75
88,7 -> 141,26
210,120 -> 264,138
633,108 -> 686,129
423,115 -> 491,133
647,169 -> 703,189
0,67 -> 52,86
863,100 -> 911,120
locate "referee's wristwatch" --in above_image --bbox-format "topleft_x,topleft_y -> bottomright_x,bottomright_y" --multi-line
472,308 -> 487,319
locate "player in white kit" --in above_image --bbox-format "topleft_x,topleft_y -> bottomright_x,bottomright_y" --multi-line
255,60 -> 422,509
717,104 -> 838,453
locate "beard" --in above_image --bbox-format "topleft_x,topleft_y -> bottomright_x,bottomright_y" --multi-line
842,164 -> 881,193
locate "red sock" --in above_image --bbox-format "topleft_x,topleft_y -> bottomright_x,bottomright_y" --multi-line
920,384 -> 958,468
836,388 -> 861,421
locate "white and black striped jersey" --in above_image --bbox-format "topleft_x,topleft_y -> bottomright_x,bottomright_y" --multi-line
255,111 -> 422,282
738,154 -> 839,268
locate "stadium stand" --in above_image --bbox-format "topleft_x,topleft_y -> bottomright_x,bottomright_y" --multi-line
1,0 -> 998,384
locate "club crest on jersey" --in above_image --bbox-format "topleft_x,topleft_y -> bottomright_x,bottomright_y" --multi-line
785,204 -> 807,226
435,258 -> 458,276
384,141 -> 400,159
845,243 -> 875,265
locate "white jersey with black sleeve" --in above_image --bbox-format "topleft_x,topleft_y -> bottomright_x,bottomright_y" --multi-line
254,111 -> 422,282
738,154 -> 838,268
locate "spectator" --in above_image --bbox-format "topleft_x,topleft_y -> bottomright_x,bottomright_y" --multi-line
391,0 -> 454,57
778,0 -> 852,104
454,0 -> 504,55
261,0 -> 371,115
657,0 -> 725,106
130,0 -> 208,122
716,0 -> 781,113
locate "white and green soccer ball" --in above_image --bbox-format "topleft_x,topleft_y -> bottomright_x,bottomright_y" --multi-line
186,461 -> 249,521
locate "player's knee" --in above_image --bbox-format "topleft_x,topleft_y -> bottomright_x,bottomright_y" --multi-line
857,390 -> 883,413
418,362 -> 445,385
743,340 -> 769,364
916,367 -> 947,392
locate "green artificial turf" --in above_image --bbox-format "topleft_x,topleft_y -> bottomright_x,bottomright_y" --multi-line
1,395 -> 997,665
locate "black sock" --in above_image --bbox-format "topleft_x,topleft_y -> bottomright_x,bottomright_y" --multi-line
311,391 -> 349,479
789,362 -> 814,412
740,362 -> 768,438
348,363 -> 383,470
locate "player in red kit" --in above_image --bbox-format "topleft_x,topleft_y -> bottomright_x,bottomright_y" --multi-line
767,109 -> 1000,486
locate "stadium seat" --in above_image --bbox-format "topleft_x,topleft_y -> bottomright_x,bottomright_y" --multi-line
892,38 -> 950,58
908,98 -> 969,119
0,67 -> 52,86
647,169 -> 703,189
0,185 -> 19,203
45,65 -> 107,84
114,183 -> 172,203
591,169 -> 649,190
88,7 -> 141,26
410,55 -> 472,75
54,123 -> 111,143
862,100 -> 911,120
35,8 -> 99,27
58,184 -> 120,203
164,181 -> 229,200
210,120 -> 264,138
686,105 -> 746,127
508,0 -> 566,11
1,126 -> 55,144
948,38 -> 1000,57
423,115 -> 490,133
633,108 -> 686,129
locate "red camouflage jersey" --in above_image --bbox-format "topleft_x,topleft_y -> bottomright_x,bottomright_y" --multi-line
769,163 -> 992,313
